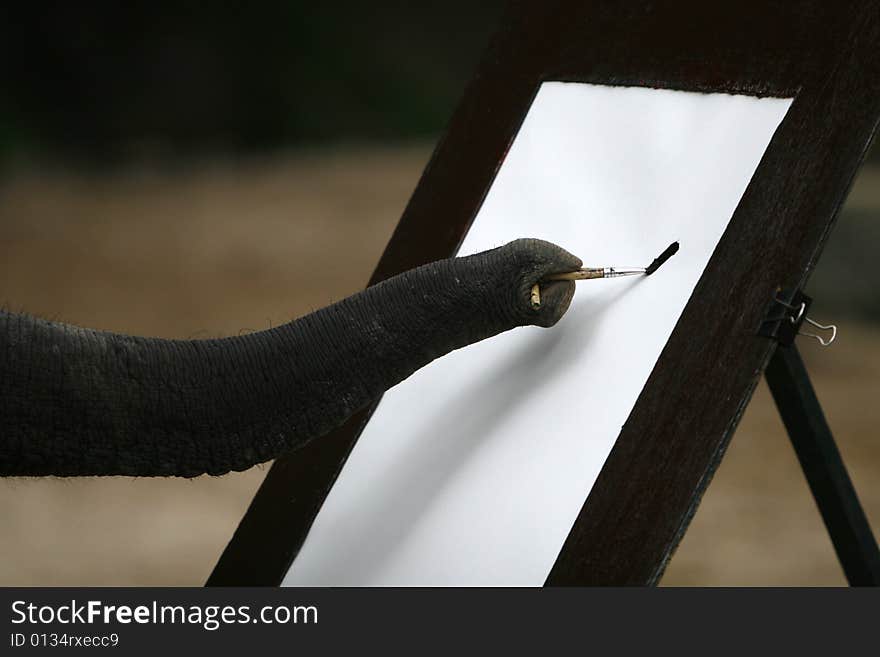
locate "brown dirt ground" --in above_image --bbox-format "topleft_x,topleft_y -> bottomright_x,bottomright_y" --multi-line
1,146 -> 877,586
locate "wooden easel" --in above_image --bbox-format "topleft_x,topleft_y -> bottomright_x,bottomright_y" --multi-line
760,290 -> 880,585
209,1 -> 880,586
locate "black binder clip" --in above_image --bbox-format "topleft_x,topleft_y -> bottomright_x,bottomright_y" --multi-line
758,289 -> 837,347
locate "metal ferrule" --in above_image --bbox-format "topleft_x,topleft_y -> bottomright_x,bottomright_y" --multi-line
603,267 -> 646,278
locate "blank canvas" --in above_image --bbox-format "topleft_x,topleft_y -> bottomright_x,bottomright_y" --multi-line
283,82 -> 793,586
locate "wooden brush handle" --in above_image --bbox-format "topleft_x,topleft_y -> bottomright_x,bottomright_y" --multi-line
543,268 -> 605,281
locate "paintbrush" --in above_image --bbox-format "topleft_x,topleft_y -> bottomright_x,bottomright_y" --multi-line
531,241 -> 679,308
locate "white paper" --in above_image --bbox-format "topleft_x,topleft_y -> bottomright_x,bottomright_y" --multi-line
283,82 -> 792,586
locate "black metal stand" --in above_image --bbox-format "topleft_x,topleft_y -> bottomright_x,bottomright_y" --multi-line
761,293 -> 880,585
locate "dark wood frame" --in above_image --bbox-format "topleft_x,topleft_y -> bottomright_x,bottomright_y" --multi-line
208,0 -> 880,586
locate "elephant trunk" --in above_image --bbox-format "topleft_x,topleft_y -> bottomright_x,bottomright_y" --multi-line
0,239 -> 580,477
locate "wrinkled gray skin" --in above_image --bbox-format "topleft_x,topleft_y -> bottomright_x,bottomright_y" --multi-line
0,238 -> 580,477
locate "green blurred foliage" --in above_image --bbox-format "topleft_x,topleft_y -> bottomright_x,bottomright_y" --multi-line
0,2 -> 506,164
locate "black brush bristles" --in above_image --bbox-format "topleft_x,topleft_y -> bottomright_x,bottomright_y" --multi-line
644,241 -> 679,275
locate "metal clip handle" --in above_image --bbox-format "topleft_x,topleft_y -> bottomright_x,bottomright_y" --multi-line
800,316 -> 837,347
772,296 -> 837,347
775,298 -> 806,324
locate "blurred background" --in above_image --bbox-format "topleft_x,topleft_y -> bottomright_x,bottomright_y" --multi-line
0,4 -> 877,586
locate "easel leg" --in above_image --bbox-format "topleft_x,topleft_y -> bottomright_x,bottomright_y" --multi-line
765,344 -> 880,586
